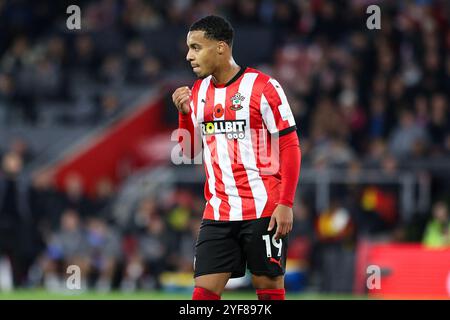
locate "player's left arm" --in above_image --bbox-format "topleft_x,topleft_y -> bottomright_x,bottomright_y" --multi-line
260,79 -> 301,240
268,131 -> 301,240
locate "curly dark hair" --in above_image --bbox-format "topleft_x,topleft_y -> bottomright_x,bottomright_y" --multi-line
189,15 -> 234,47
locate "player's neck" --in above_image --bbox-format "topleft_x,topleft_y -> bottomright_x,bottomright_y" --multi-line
211,59 -> 241,86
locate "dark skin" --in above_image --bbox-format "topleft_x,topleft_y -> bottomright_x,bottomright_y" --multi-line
171,30 -> 293,297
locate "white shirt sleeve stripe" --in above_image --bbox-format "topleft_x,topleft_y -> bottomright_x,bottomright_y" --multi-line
260,93 -> 279,134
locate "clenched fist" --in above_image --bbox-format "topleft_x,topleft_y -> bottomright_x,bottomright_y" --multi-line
172,86 -> 191,115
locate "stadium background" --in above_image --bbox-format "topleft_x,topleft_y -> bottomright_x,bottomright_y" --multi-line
0,0 -> 449,299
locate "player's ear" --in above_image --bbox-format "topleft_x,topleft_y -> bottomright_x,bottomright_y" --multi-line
217,41 -> 226,55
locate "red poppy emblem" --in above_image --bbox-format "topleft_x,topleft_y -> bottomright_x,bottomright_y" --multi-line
214,104 -> 224,118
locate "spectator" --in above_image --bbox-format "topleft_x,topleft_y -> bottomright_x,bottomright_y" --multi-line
85,217 -> 121,291
422,202 -> 450,248
121,213 -> 168,291
127,197 -> 158,234
29,168 -> 65,269
388,109 -> 429,159
427,93 -> 449,155
7,136 -> 34,165
70,34 -> 100,83
91,91 -> 122,124
0,73 -> 16,125
62,173 -> 93,219
170,217 -> 201,273
367,96 -> 394,140
0,152 -> 33,287
40,209 -> 89,291
91,177 -> 116,222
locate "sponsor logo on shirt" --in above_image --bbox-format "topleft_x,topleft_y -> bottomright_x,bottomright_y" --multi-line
201,120 -> 246,140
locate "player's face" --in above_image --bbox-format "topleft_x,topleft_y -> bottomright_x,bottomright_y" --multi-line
186,31 -> 220,78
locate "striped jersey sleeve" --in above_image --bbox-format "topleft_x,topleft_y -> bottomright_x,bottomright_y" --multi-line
260,78 -> 296,136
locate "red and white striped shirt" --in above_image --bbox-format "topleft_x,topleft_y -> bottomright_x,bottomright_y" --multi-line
185,67 -> 296,221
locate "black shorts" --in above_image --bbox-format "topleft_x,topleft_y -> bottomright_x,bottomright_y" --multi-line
194,217 -> 288,279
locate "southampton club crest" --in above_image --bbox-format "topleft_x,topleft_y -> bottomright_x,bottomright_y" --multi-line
230,92 -> 245,111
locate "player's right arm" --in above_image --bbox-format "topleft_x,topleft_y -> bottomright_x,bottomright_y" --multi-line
172,86 -> 201,160
172,86 -> 191,115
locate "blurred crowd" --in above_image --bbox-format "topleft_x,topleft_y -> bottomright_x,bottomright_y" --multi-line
0,143 -> 448,292
1,0 -> 449,160
0,143 -> 204,291
0,0 -> 450,293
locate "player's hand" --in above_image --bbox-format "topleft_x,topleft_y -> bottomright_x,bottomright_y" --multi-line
268,204 -> 293,241
172,86 -> 191,115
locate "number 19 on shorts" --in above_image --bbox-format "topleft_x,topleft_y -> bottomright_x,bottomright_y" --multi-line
262,234 -> 282,258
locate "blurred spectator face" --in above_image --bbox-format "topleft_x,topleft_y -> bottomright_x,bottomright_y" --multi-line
126,40 -> 146,59
414,95 -> 428,116
75,35 -> 94,56
0,73 -> 14,95
321,1 -> 336,18
412,138 -> 427,157
372,75 -> 387,96
101,92 -> 119,115
431,94 -> 447,122
1,152 -> 23,176
432,202 -> 448,223
389,75 -> 405,99
36,57 -> 56,79
423,33 -> 438,50
102,55 -> 123,78
347,159 -> 362,177
238,0 -> 257,17
379,50 -> 394,73
138,198 -> 157,218
147,216 -> 164,235
431,93 -> 446,108
11,36 -> 28,57
370,96 -> 385,115
425,51 -> 439,72
400,110 -> 414,128
341,73 -> 356,90
88,217 -> 107,236
382,155 -> 398,175
64,173 -> 84,198
96,178 -> 114,199
142,56 -> 161,78
32,168 -> 54,190
61,209 -> 80,232
368,138 -> 387,161
48,36 -> 65,59
176,189 -> 194,208
350,32 -> 368,51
